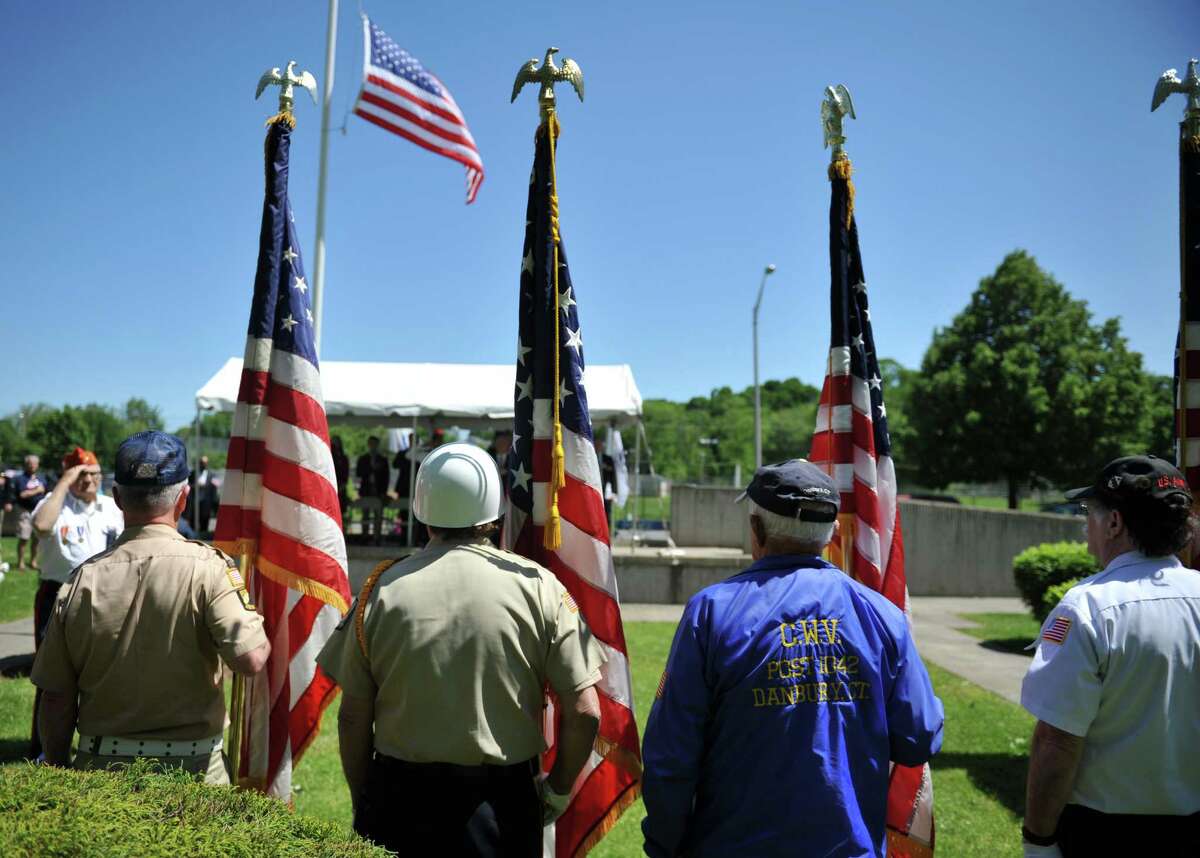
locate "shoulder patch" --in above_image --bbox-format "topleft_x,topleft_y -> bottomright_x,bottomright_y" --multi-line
205,548 -> 256,612
1042,615 -> 1072,645
561,589 -> 580,614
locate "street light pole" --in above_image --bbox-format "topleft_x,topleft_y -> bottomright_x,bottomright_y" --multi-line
753,264 -> 777,469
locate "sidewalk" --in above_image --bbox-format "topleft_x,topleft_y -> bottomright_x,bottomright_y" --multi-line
909,597 -> 1029,705
622,596 -> 1031,706
0,617 -> 34,676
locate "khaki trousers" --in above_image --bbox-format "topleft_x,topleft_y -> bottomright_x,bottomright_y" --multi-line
73,748 -> 230,785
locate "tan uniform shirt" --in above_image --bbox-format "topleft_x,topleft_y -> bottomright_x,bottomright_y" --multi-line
317,539 -> 605,766
30,524 -> 267,740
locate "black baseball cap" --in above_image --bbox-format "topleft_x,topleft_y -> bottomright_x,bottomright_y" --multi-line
1065,455 -> 1191,507
736,459 -> 839,522
115,431 -> 190,487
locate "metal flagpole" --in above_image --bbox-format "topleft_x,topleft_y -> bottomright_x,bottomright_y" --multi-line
311,0 -> 339,357
631,422 -> 643,545
193,405 -> 202,534
407,414 -> 417,547
752,264 -> 776,468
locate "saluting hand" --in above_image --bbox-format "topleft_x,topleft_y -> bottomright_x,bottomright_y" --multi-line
61,464 -> 88,486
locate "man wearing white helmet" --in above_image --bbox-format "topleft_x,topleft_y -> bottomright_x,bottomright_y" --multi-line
317,442 -> 605,857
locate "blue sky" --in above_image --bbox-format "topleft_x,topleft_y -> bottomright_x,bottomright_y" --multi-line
1,2 -> 1195,429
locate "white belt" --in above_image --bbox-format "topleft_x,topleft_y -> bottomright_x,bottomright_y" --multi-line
78,733 -> 223,758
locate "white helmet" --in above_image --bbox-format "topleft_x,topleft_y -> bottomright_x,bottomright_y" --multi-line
412,442 -> 503,528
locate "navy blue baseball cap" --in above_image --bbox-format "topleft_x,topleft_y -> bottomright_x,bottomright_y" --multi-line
736,458 -> 840,522
115,431 -> 190,486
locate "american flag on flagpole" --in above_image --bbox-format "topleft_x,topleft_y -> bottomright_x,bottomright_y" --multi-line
354,15 -> 484,204
1175,127 -> 1200,493
808,157 -> 936,856
213,116 -> 352,799
503,120 -> 642,856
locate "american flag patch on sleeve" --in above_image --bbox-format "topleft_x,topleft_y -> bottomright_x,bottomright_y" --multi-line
1043,616 -> 1072,644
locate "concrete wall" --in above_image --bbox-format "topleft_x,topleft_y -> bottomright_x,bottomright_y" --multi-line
901,500 -> 1083,596
669,485 -> 1084,597
340,493 -> 1084,603
669,485 -> 753,552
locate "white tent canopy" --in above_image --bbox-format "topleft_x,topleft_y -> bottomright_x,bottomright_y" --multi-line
194,359 -> 643,428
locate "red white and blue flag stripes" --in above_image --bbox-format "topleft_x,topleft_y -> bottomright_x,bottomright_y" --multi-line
214,118 -> 351,799
808,159 -> 935,856
503,122 -> 642,856
1176,137 -> 1200,491
354,16 -> 484,204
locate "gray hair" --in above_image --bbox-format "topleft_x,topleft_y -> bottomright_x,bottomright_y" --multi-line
116,481 -> 186,516
749,499 -> 835,549
24,454 -> 39,467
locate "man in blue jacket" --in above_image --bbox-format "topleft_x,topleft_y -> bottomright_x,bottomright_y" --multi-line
641,459 -> 944,858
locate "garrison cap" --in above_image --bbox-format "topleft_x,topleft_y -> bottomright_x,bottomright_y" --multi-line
114,431 -> 189,487
736,458 -> 840,523
1065,455 -> 1192,509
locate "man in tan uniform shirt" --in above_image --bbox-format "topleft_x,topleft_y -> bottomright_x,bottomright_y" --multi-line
318,443 -> 605,857
30,431 -> 270,783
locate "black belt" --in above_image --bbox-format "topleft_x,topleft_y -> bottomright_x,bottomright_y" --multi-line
372,752 -> 537,781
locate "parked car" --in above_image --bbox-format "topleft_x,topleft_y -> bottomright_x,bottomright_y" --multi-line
1040,500 -> 1086,516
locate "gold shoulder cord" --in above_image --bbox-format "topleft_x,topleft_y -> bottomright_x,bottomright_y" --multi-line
355,559 -> 399,661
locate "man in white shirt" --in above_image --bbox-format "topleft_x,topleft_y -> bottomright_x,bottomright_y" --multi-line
1021,455 -> 1200,857
29,446 -> 123,757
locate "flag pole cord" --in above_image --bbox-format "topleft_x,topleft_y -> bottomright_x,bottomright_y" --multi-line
827,156 -> 855,577
544,111 -> 566,550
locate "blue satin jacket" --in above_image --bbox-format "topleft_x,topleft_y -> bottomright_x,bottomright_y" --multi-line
641,555 -> 944,858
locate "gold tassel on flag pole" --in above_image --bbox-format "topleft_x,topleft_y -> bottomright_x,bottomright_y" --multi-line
511,47 -> 585,551
545,112 -> 567,550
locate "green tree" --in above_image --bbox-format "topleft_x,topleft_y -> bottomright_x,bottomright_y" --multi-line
909,250 -> 1156,508
123,398 -> 165,433
27,407 -> 93,467
0,417 -> 23,466
76,404 -> 128,464
641,378 -> 820,482
1143,374 -> 1175,461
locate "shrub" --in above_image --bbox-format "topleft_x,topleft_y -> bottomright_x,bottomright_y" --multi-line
1041,578 -> 1082,620
0,759 -> 389,858
1012,542 -> 1097,622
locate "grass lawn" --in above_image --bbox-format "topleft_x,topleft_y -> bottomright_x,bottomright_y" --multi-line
958,612 -> 1040,656
0,620 -> 1033,856
0,537 -> 39,624
956,496 -> 1044,512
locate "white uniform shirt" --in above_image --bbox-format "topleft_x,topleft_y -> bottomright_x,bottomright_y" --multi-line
33,492 -> 124,584
1020,551 -> 1200,815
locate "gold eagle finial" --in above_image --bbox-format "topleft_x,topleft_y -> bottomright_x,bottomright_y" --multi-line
511,47 -> 584,120
256,60 -> 318,118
